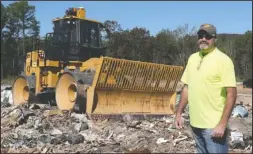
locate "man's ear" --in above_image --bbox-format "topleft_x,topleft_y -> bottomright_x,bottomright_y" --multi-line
213,38 -> 218,45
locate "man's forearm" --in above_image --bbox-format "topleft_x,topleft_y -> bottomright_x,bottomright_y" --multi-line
176,85 -> 188,116
219,87 -> 237,126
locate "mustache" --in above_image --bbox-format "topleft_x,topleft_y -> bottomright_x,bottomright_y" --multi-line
200,41 -> 209,45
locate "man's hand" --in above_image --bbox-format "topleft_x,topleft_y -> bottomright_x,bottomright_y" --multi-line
212,87 -> 236,138
175,84 -> 188,129
211,123 -> 226,138
175,114 -> 183,129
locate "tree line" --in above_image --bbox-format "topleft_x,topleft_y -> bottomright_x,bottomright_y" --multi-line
1,1 -> 252,81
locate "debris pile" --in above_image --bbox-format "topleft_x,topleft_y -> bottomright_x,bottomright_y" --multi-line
1,104 -> 196,153
1,84 -> 252,153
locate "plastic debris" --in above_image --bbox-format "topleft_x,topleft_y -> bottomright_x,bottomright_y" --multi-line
1,89 -> 13,106
231,132 -> 244,142
232,105 -> 248,118
230,131 -> 245,149
156,138 -> 169,144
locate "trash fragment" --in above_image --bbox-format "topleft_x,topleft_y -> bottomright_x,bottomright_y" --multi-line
106,131 -> 114,140
173,135 -> 188,146
156,138 -> 169,144
230,132 -> 245,149
1,87 -> 13,107
1,85 -> 12,92
232,105 -> 248,118
149,123 -> 154,128
231,132 -> 244,142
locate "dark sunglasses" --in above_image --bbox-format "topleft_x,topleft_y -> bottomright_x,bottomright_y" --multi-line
198,34 -> 213,40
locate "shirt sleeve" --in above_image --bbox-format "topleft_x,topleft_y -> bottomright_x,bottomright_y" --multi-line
221,57 -> 236,87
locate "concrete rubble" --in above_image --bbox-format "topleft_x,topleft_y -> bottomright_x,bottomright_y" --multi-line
1,84 -> 252,153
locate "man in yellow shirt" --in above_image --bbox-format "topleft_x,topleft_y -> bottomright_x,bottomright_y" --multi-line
175,24 -> 237,153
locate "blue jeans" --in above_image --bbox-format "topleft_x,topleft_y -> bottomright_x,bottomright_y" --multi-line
191,125 -> 229,153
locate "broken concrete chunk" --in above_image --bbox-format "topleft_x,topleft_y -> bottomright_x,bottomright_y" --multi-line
9,109 -> 23,120
50,134 -> 67,145
16,128 -> 34,140
71,123 -> 80,134
50,129 -> 63,136
67,134 -> 85,144
13,140 -> 25,149
72,122 -> 89,133
38,134 -> 51,144
80,122 -> 89,131
26,116 -> 42,129
71,113 -> 88,123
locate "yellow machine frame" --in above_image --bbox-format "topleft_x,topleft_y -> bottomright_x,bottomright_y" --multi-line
12,7 -> 184,117
55,57 -> 183,115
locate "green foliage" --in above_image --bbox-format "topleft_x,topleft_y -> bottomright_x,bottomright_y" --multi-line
1,1 -> 40,78
1,2 -> 7,31
1,75 -> 17,85
1,2 -> 252,82
1,0 -> 40,56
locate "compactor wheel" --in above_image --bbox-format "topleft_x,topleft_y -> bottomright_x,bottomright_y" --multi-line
12,76 -> 30,105
55,73 -> 78,111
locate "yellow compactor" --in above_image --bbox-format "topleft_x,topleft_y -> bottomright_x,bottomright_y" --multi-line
12,7 -> 184,118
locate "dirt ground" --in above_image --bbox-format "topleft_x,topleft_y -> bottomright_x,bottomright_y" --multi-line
1,83 -> 252,153
237,85 -> 252,95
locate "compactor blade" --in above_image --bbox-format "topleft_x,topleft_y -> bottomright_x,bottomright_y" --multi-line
55,57 -> 184,118
85,57 -> 184,116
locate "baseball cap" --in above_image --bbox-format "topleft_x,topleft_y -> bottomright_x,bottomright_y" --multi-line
197,24 -> 217,37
